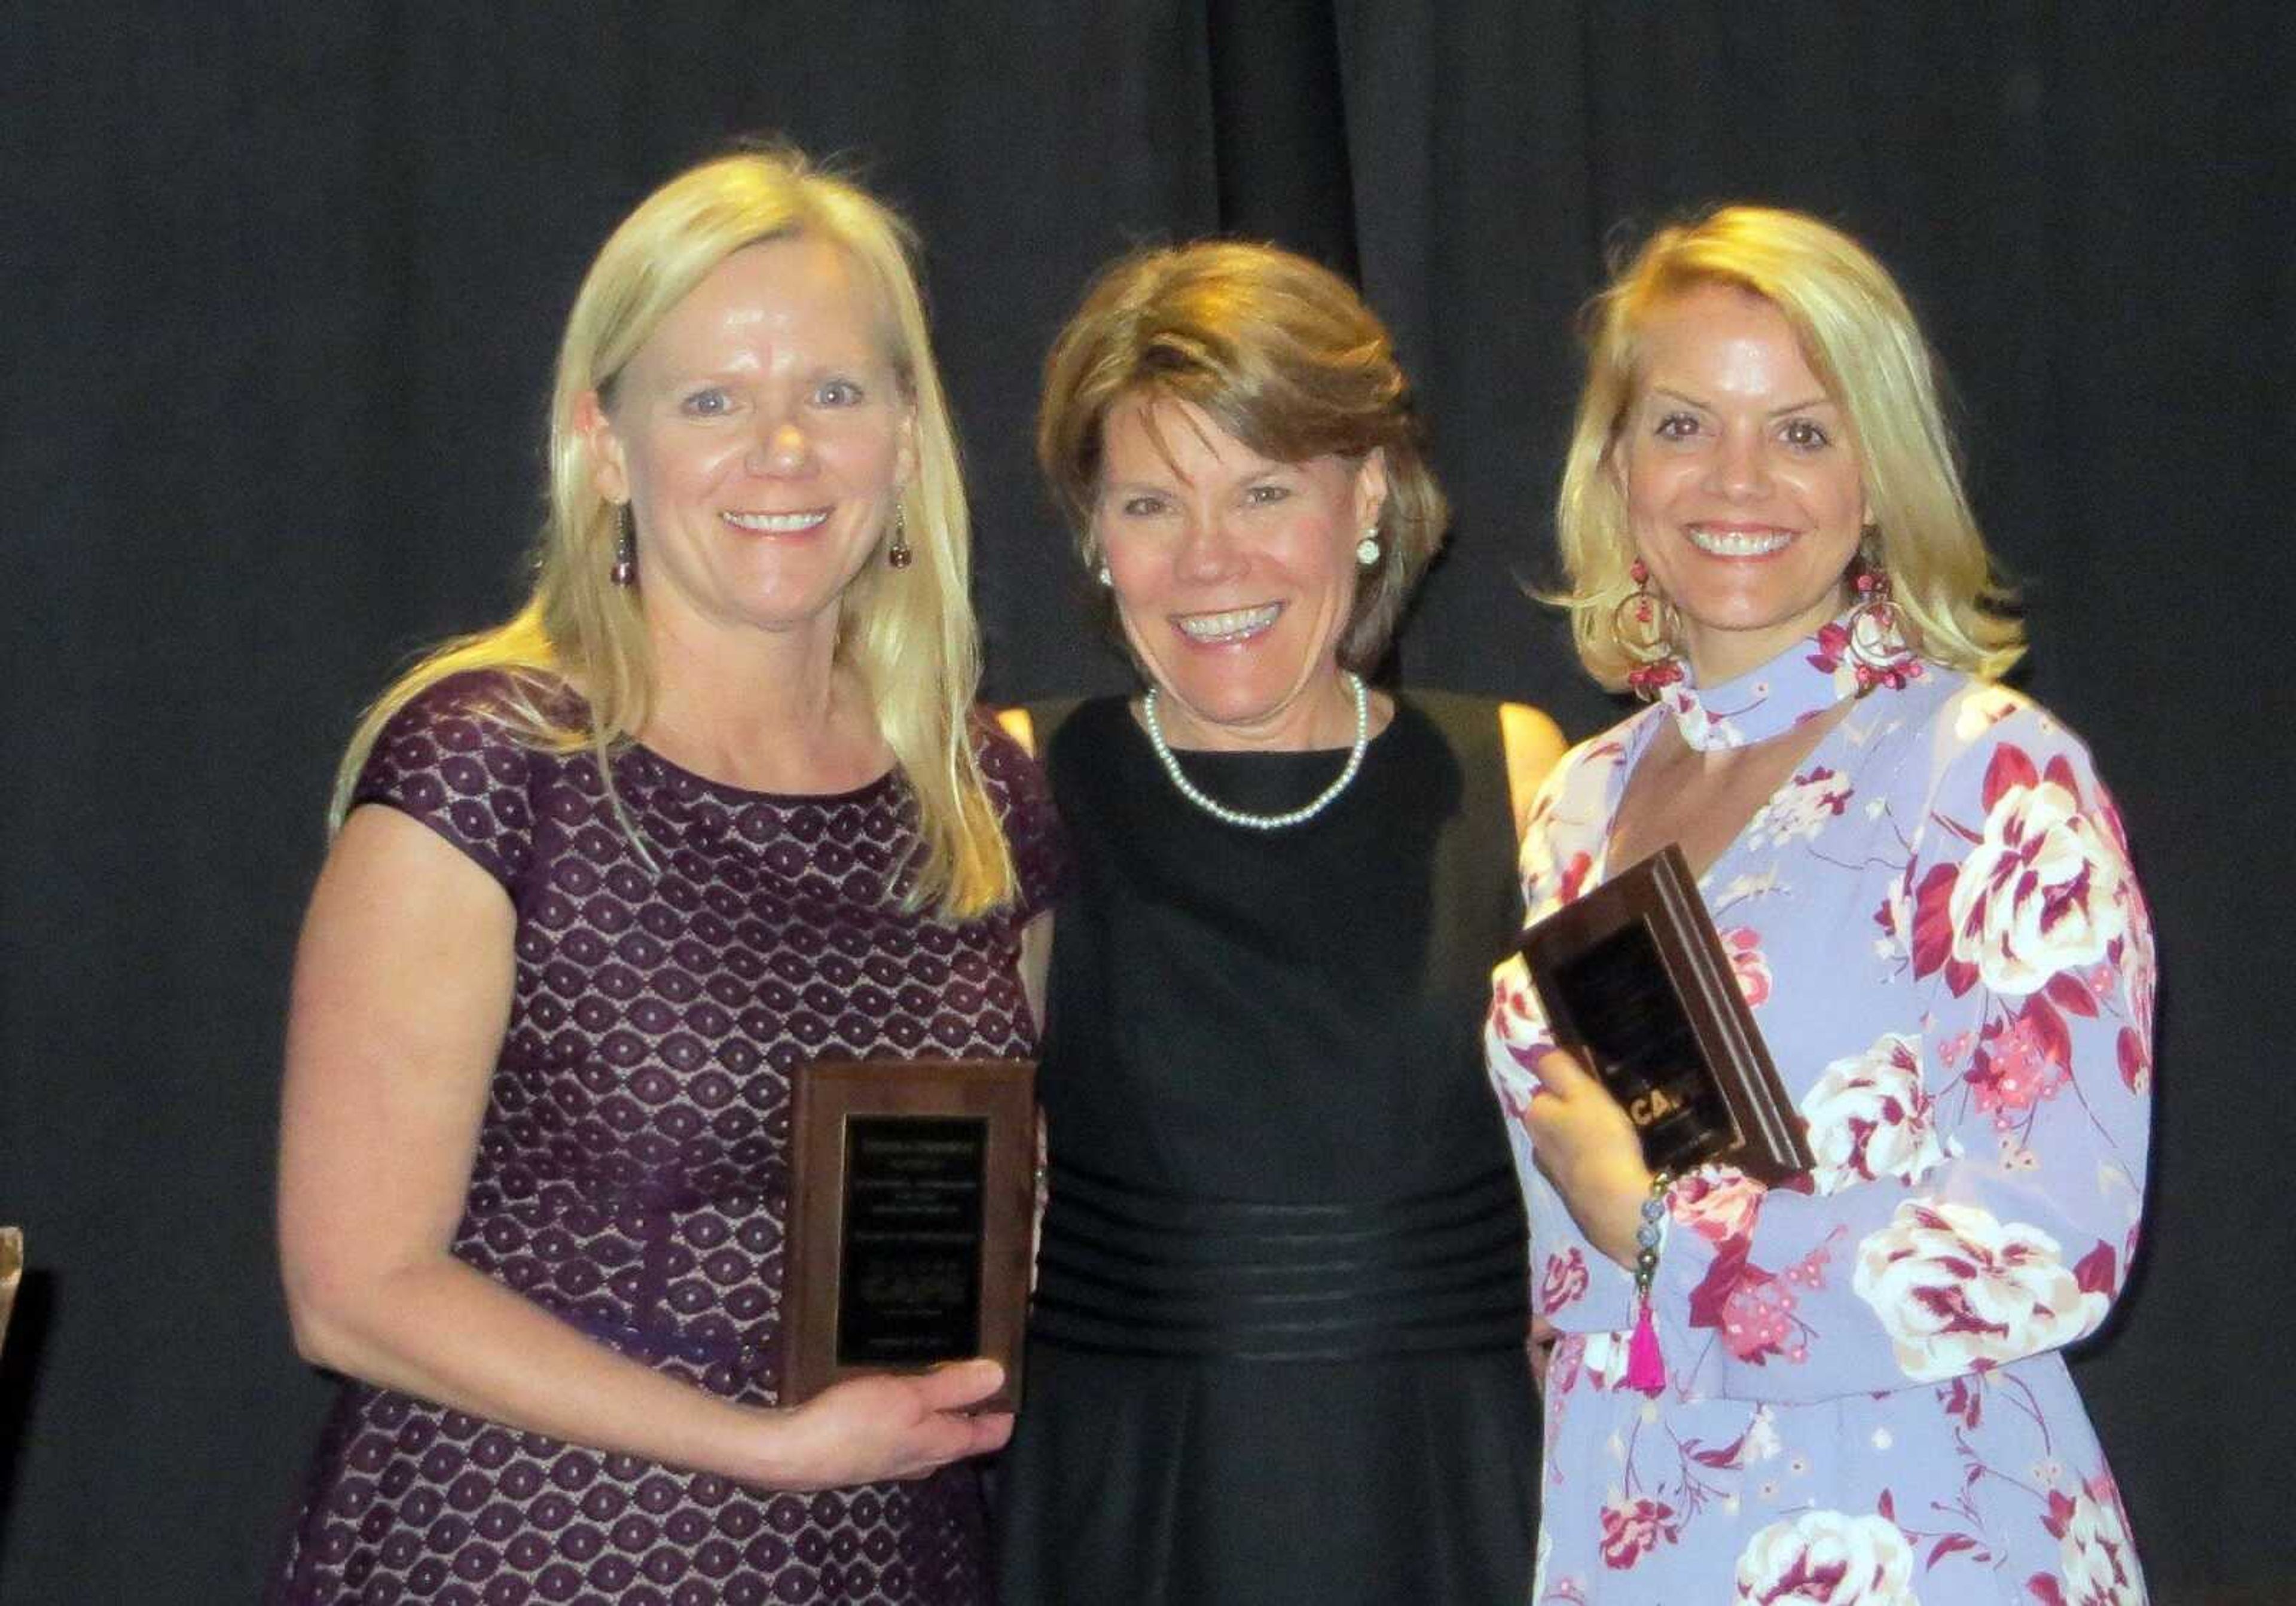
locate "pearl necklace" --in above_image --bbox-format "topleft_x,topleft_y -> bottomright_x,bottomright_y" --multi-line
1140,672 -> 1371,831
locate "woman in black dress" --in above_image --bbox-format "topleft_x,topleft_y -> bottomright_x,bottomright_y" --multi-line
271,147 -> 1054,1604
993,242 -> 1562,1603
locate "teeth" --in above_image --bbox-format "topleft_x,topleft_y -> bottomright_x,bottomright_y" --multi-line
1176,603 -> 1280,642
723,509 -> 829,533
1689,526 -> 1793,557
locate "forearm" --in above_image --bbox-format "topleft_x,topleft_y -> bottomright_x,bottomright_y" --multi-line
286,1252 -> 785,1485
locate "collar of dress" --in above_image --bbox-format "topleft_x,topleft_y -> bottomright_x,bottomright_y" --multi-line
1647,613 -> 1923,752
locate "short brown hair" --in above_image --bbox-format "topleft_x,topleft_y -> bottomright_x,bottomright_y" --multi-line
1039,241 -> 1448,671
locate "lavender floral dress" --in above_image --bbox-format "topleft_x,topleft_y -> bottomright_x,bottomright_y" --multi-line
1486,625 -> 2154,1605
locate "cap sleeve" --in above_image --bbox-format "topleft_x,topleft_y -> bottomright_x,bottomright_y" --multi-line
349,671 -> 546,893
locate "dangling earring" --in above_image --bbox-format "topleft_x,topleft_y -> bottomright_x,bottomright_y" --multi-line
610,504 -> 637,587
886,504 -> 914,570
1842,538 -> 1918,692
1615,558 -> 1684,700
1355,526 -> 1381,567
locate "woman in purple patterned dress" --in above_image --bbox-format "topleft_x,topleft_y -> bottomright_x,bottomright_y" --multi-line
269,148 -> 1057,1604
1486,209 -> 2154,1603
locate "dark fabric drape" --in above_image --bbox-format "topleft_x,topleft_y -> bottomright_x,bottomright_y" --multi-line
2,4 -> 2288,1600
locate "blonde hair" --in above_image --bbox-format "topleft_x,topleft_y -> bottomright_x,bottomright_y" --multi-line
1555,205 -> 2022,690
1037,240 -> 1448,672
331,144 -> 1015,917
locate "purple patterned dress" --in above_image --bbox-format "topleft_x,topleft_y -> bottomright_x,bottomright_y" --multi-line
270,671 -> 1062,1606
1486,624 -> 2154,1604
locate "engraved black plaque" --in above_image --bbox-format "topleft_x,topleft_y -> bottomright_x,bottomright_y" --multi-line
835,1116 -> 987,1365
1519,846 -> 1812,1184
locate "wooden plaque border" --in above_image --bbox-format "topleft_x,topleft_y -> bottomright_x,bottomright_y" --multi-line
1518,845 -> 1814,1184
783,1058 -> 1034,1412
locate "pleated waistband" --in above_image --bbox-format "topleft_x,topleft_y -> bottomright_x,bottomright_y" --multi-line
1028,1160 -> 1529,1360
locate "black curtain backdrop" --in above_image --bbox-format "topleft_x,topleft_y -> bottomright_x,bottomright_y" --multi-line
3,5 -> 2289,1601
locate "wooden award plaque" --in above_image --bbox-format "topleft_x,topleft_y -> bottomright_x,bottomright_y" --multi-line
782,1058 -> 1036,1412
1518,846 -> 1813,1184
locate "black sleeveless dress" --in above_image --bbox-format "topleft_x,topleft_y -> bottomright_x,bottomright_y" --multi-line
992,692 -> 1538,1605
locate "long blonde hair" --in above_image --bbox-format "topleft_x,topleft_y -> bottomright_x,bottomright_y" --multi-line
331,145 -> 1015,917
1555,206 -> 2023,691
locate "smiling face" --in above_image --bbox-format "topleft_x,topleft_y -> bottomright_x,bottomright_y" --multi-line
1616,282 -> 1868,683
1095,396 -> 1385,751
579,234 -> 915,652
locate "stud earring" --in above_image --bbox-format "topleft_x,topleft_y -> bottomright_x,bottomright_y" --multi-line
1355,527 -> 1380,567
886,505 -> 914,570
610,505 -> 637,587
1097,564 -> 1113,588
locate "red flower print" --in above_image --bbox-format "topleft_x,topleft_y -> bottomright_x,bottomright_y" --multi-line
1724,926 -> 1772,1007
1598,1494 -> 1678,1570
1540,1248 -> 1590,1315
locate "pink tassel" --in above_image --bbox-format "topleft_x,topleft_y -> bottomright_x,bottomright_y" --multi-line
1624,1300 -> 1665,1394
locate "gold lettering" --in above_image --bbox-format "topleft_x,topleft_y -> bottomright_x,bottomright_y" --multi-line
1628,1086 -> 1680,1126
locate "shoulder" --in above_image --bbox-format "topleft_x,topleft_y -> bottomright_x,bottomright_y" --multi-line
969,708 -> 1057,822
1909,676 -> 2115,812
371,667 -> 582,759
1538,704 -> 1653,809
352,668 -> 579,890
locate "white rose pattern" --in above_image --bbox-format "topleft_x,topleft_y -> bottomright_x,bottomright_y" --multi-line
1852,1200 -> 2107,1381
2047,1474 -> 2148,1606
1946,768 -> 2129,998
1800,1034 -> 1955,1196
1731,1510 -> 1919,1605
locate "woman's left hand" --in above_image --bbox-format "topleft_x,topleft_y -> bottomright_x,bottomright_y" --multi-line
1523,1049 -> 1656,1269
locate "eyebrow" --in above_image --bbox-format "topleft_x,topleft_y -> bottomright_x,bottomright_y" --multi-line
1649,386 -> 1839,419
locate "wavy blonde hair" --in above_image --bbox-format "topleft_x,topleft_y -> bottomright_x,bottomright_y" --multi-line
331,144 -> 1015,916
1037,240 -> 1448,673
1555,205 -> 2022,691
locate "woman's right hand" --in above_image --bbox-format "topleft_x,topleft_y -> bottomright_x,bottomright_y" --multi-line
763,1361 -> 1014,1489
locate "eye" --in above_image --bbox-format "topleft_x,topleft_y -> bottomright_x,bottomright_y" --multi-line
1118,493 -> 1170,518
813,377 -> 865,407
1244,482 -> 1292,506
680,386 -> 732,417
1780,417 -> 1831,450
1653,411 -> 1702,441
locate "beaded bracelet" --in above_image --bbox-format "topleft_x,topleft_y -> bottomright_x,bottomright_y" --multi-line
1624,1170 -> 1672,1396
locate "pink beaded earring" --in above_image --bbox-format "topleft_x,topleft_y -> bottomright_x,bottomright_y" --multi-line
1616,559 -> 1684,700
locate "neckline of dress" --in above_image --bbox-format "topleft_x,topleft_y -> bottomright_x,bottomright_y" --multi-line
1651,613 -> 1916,752
625,739 -> 902,807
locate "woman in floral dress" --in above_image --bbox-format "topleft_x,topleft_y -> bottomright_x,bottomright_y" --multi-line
1487,207 -> 2153,1604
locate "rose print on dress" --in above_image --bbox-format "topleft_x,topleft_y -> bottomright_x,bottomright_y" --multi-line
1852,1201 -> 2108,1381
1542,1247 -> 1591,1315
1724,926 -> 1774,1007
1801,1033 -> 1955,1195
1599,1494 -> 1680,1570
1915,745 -> 2131,999
1747,766 -> 1854,848
1732,1510 -> 1919,1604
2031,1473 -> 2147,1606
1671,1169 -> 1766,1245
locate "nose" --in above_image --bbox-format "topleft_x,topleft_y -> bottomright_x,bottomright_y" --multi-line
750,415 -> 813,476
1708,426 -> 1771,500
1174,508 -> 1247,583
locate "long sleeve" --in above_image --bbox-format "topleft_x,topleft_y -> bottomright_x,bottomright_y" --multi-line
1664,692 -> 2154,1403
